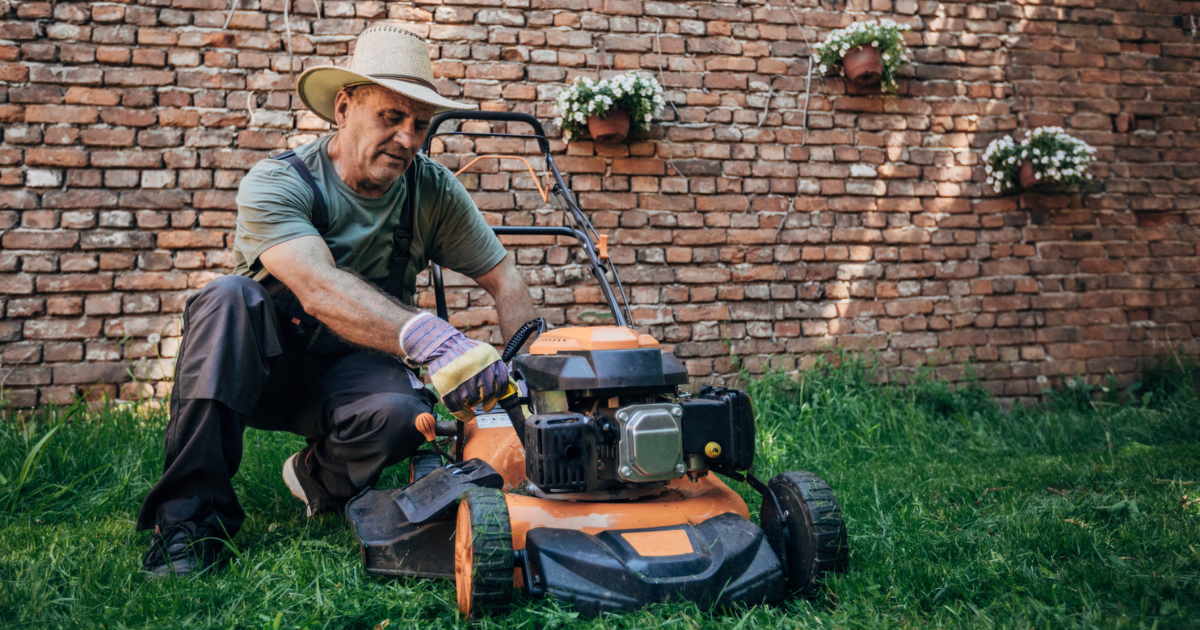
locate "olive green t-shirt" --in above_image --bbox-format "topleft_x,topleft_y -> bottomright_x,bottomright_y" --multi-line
233,135 -> 506,304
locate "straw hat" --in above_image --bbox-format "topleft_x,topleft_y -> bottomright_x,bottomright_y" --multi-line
296,25 -> 474,125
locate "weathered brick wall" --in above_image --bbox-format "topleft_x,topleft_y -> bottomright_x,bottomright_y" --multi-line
1,0 -> 1198,407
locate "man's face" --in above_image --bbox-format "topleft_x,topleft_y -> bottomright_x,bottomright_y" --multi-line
333,85 -> 436,190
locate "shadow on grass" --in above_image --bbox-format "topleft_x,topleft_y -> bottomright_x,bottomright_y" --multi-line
2,355 -> 1198,629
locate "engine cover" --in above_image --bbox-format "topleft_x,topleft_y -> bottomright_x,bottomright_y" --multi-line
613,403 -> 684,482
513,348 -> 688,393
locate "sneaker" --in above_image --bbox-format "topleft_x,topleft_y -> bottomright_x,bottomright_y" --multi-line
142,521 -> 222,578
283,448 -> 346,517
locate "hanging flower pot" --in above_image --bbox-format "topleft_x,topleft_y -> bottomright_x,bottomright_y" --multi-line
554,72 -> 664,145
587,108 -> 630,144
811,20 -> 912,93
983,127 -> 1097,194
1017,160 -> 1041,189
842,46 -> 884,86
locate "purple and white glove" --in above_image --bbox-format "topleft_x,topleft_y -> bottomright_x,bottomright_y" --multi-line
399,313 -> 515,422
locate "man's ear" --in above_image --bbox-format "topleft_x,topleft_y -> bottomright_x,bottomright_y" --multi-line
333,89 -> 352,127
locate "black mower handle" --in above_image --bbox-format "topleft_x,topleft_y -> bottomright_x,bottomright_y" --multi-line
424,111 -> 551,155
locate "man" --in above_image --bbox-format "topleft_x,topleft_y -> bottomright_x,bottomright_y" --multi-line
137,25 -> 537,577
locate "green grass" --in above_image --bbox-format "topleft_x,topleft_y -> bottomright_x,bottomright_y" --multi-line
2,358 -> 1199,629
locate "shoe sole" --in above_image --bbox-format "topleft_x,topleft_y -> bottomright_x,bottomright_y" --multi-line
282,453 -> 314,517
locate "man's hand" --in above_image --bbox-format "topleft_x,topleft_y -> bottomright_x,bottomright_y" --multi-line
400,313 -> 516,421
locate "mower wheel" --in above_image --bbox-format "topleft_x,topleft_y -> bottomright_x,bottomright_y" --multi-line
760,471 -> 848,594
408,451 -> 443,483
455,486 -> 514,619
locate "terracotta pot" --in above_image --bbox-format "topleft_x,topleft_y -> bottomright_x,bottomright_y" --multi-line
587,108 -> 630,144
842,45 -> 884,86
1018,160 -> 1042,189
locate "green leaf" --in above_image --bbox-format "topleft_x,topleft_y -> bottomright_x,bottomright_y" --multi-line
6,423 -> 61,509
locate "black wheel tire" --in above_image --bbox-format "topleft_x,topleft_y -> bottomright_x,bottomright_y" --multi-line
760,471 -> 849,594
408,451 -> 443,483
455,486 -> 515,619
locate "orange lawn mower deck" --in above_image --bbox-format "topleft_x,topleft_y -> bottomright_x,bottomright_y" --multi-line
345,111 -> 849,618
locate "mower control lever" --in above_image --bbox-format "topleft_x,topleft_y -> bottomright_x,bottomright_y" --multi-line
494,319 -> 542,451
498,389 -> 527,450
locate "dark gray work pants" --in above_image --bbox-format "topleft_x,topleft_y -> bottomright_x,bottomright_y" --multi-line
135,275 -> 434,537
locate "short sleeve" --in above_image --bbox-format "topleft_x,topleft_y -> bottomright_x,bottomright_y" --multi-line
234,160 -> 320,270
425,165 -> 507,280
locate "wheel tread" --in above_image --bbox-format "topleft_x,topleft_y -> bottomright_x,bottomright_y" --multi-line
764,470 -> 850,593
461,487 -> 514,615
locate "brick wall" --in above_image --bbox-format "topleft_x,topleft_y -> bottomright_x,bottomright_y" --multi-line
1,0 -> 1198,407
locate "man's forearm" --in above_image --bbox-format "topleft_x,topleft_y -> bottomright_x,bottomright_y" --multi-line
473,256 -> 538,347
302,265 -> 414,355
496,285 -> 537,343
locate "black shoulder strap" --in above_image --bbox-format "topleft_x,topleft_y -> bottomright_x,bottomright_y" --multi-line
381,164 -> 418,298
273,150 -> 329,233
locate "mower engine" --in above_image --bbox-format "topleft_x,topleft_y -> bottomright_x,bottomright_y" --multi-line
513,327 -> 755,498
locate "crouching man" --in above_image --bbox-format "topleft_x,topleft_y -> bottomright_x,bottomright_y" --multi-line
136,25 -> 536,577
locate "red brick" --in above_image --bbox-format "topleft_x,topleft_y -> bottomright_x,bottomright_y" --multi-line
611,159 -> 665,175
36,274 -> 114,293
24,105 -> 99,125
158,231 -> 226,249
23,319 -> 104,340
25,148 -> 89,167
113,272 -> 189,291
2,230 -> 79,250
0,273 -> 35,294
53,363 -> 131,384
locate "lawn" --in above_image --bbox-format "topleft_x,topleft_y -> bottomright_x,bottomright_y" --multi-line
2,359 -> 1199,629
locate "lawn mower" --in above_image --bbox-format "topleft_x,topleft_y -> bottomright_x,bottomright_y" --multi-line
345,111 -> 849,618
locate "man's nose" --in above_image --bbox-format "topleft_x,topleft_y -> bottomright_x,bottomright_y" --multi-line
394,121 -> 423,150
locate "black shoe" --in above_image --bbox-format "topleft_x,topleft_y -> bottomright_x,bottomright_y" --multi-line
283,447 -> 348,517
142,520 -> 223,578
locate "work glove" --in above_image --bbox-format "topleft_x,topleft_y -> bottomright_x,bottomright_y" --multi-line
399,313 -> 517,423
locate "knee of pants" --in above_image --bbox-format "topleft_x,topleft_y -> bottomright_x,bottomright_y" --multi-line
189,275 -> 269,313
333,392 -> 430,458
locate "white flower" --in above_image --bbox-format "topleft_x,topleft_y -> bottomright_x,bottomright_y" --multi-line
147,333 -> 161,344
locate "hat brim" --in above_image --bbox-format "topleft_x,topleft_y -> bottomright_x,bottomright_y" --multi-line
297,66 -> 475,125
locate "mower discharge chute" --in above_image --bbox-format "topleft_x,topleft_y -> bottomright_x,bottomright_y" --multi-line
346,111 -> 849,618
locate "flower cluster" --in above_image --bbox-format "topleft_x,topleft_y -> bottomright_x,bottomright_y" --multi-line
983,127 -> 1096,193
553,72 -> 664,143
812,19 -> 912,92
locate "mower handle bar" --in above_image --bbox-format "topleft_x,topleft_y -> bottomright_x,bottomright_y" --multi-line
429,225 -> 614,323
421,112 -> 635,329
423,111 -> 551,155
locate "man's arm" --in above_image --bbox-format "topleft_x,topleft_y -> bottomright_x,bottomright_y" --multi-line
259,235 -> 413,355
473,256 -> 537,344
